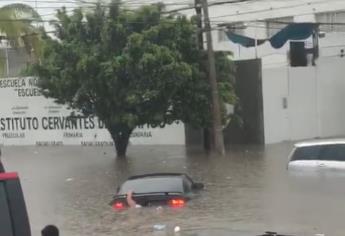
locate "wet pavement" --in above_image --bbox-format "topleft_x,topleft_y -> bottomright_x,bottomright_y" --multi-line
2,143 -> 345,236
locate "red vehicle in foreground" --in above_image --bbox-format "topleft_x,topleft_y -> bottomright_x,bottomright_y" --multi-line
0,171 -> 31,236
0,157 -> 56,236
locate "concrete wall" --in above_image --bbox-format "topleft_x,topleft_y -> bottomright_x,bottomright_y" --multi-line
0,77 -> 185,146
262,67 -> 289,143
262,56 -> 345,144
317,58 -> 345,137
288,67 -> 319,140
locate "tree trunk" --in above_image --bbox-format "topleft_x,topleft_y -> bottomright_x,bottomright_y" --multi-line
109,127 -> 132,158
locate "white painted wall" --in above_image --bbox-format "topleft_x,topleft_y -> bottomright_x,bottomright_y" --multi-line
288,67 -> 319,140
0,77 -> 185,146
262,67 -> 289,144
263,56 -> 345,144
316,57 -> 345,137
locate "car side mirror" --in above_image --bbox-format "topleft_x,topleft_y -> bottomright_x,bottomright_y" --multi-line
41,225 -> 59,236
192,182 -> 204,190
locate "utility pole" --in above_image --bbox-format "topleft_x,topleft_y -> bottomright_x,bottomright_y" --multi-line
194,0 -> 203,50
195,0 -> 211,150
201,0 -> 225,155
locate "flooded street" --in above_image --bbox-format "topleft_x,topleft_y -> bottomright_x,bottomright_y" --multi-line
3,143 -> 345,236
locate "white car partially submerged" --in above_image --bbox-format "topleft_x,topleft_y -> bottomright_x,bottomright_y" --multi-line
288,139 -> 345,170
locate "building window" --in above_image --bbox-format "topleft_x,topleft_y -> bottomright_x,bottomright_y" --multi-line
316,11 -> 345,33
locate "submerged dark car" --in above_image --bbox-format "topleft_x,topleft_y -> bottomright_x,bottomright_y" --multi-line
110,173 -> 204,210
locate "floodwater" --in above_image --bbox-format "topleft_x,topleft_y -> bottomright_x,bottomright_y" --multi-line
3,143 -> 345,236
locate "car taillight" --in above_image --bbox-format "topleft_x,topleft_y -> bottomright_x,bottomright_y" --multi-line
112,201 -> 126,210
168,198 -> 185,208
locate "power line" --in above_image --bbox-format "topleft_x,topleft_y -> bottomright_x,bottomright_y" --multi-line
3,14 -> 345,28
318,53 -> 345,58
321,44 -> 345,49
164,0 -> 260,13
2,6 -> 83,9
0,17 -> 227,38
1,0 -> 83,4
3,0 -> 340,19
39,9 -> 75,17
0,0 -> 268,15
0,0 -> 270,14
208,0 -> 344,20
3,0 -> 345,33
262,19 -> 345,26
0,0 -> 192,6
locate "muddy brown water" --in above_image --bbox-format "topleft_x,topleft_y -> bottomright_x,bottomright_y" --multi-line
3,143 -> 345,236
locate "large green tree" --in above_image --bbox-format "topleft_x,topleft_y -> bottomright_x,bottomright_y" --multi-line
33,0 -> 236,157
0,4 -> 42,76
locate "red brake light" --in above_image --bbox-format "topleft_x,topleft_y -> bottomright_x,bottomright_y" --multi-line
0,172 -> 18,181
112,201 -> 126,210
168,198 -> 185,208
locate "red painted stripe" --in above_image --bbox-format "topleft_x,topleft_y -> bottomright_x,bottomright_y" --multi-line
0,172 -> 18,181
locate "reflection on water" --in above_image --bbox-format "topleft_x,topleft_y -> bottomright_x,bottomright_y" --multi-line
3,143 -> 345,235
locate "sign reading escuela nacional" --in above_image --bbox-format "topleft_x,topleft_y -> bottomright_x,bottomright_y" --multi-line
0,77 -> 185,146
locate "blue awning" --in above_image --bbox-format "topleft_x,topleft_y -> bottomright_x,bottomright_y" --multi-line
225,31 -> 266,48
225,23 -> 318,49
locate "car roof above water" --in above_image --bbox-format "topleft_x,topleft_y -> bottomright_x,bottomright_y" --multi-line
128,173 -> 189,180
290,139 -> 345,162
294,138 -> 345,148
119,175 -> 186,194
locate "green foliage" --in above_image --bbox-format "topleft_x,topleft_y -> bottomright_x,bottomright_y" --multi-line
32,1 -> 237,155
0,4 -> 43,76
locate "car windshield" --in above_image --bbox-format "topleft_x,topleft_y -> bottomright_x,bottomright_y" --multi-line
119,177 -> 184,194
291,144 -> 345,161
